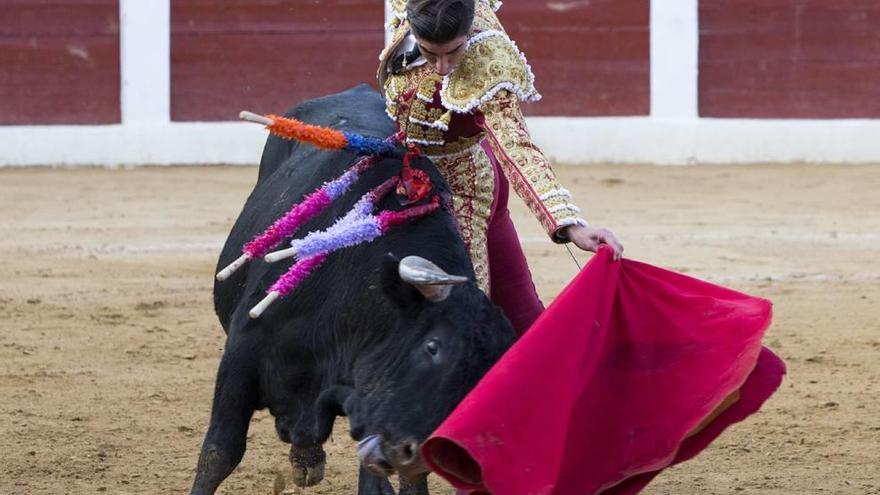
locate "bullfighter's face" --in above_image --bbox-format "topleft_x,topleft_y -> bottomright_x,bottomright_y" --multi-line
415,34 -> 469,76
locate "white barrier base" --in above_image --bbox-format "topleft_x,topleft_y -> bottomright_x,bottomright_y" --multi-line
1,117 -> 879,167
530,117 -> 880,165
0,122 -> 267,167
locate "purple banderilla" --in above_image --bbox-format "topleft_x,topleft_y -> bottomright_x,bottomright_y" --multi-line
249,177 -> 441,318
243,134 -> 402,258
215,131 -> 404,281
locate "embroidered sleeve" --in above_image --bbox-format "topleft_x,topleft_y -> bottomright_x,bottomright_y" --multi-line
479,91 -> 588,242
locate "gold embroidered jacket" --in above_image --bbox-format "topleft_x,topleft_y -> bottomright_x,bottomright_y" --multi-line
379,0 -> 588,291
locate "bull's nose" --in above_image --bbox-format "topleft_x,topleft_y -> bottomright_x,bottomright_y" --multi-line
357,435 -> 394,477
388,438 -> 429,480
358,435 -> 428,479
392,439 -> 421,467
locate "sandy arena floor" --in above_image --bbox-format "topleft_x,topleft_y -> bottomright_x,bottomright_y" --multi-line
1,163 -> 878,494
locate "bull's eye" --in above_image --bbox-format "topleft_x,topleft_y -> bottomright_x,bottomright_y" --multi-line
425,338 -> 441,356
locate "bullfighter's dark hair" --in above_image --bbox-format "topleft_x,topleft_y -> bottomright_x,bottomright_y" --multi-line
407,0 -> 475,43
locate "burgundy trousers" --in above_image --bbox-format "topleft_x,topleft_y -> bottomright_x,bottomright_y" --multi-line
483,141 -> 545,335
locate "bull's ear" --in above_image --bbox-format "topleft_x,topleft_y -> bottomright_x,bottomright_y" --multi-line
381,253 -> 424,309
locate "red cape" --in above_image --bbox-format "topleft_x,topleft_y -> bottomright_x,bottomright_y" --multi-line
422,247 -> 785,494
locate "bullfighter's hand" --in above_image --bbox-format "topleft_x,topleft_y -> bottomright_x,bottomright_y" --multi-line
566,225 -> 624,260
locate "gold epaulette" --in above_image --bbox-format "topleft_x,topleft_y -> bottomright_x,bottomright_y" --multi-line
439,28 -> 540,113
380,0 -> 538,113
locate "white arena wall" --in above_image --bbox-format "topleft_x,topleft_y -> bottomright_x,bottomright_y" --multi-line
1,0 -> 879,167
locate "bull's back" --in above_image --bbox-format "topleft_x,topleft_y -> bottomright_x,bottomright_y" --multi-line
213,85 -> 401,330
257,84 -> 394,182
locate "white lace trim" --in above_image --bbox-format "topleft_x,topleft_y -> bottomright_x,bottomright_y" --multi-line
548,203 -> 581,214
406,137 -> 446,147
442,81 -> 542,114
557,217 -> 590,229
409,116 -> 449,132
440,30 -> 541,113
424,142 -> 484,160
416,92 -> 434,104
465,29 -> 506,49
539,187 -> 572,202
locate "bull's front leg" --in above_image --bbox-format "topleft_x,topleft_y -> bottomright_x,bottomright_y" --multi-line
358,464 -> 397,495
190,346 -> 258,495
286,385 -> 353,487
398,474 -> 429,495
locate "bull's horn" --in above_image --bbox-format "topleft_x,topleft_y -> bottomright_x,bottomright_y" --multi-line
398,256 -> 468,302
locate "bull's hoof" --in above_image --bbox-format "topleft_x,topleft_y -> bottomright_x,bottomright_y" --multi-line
289,445 -> 327,487
291,461 -> 325,487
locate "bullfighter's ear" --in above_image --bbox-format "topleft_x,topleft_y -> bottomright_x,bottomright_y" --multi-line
381,252 -> 423,309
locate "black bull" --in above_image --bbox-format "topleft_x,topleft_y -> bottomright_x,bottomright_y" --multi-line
190,85 -> 517,495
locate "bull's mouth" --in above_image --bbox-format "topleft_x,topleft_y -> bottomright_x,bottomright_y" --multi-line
357,434 -> 428,479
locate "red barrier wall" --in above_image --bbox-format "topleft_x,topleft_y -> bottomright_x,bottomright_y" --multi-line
700,0 -> 880,118
170,0 -> 648,121
501,0 -> 650,117
170,0 -> 384,122
8,1 -> 877,125
0,0 -> 120,125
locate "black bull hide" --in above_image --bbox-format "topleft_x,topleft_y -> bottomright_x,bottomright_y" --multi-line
190,85 -> 517,495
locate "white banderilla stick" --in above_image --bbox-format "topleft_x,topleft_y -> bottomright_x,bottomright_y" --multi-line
264,247 -> 298,264
216,253 -> 251,281
239,110 -> 273,126
249,291 -> 280,319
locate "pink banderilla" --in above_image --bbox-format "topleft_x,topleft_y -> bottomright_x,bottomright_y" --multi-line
215,132 -> 404,282
249,180 -> 440,319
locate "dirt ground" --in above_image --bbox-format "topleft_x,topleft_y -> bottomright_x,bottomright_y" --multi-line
1,163 -> 878,495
